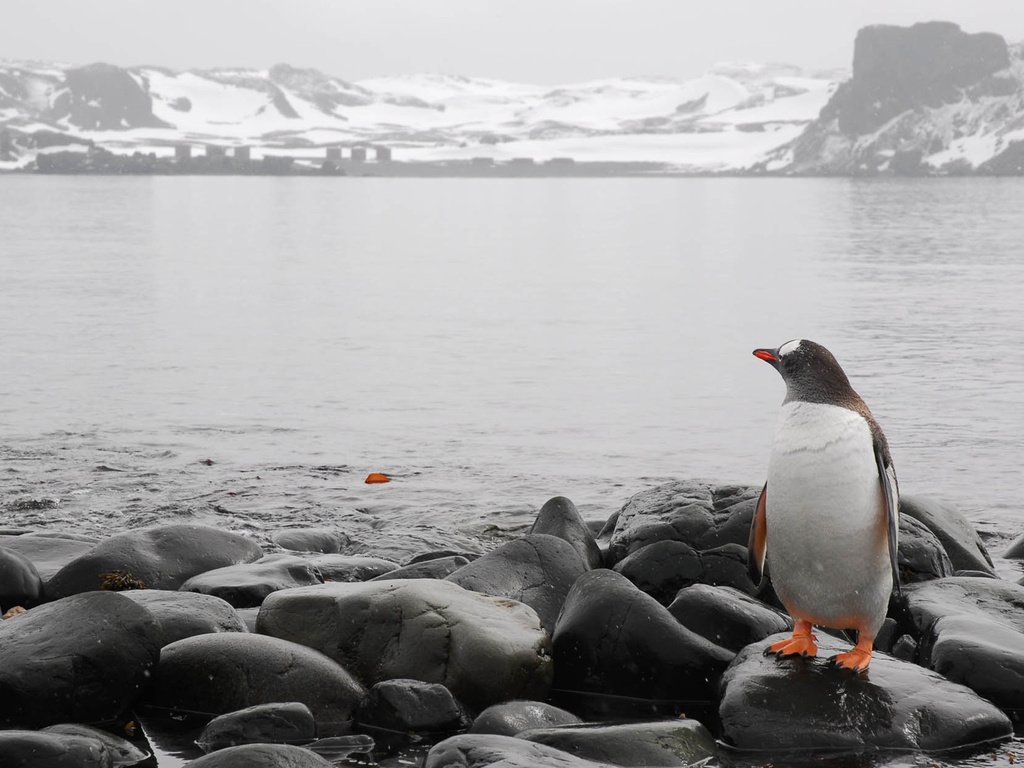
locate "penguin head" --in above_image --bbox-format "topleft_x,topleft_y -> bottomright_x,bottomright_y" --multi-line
753,339 -> 856,403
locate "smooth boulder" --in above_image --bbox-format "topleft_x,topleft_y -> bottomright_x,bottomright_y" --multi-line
185,743 -> 333,767
520,719 -> 717,767
370,555 -> 470,581
613,540 -> 756,603
0,533 -> 96,581
552,569 -> 733,706
897,515 -> 954,583
719,633 -> 1012,751
180,554 -> 323,608
425,734 -> 614,768
273,528 -> 349,554
197,702 -> 317,752
145,632 -> 365,735
46,524 -> 263,598
357,679 -> 468,734
0,546 -> 43,610
257,580 -> 552,710
530,496 -> 603,569
118,589 -> 247,646
42,724 -> 148,766
900,495 -> 994,575
0,730 -> 113,768
900,577 -> 1024,712
0,591 -> 161,727
668,584 -> 791,652
446,534 -> 588,630
305,555 -> 399,582
605,481 -> 759,565
469,701 -> 581,736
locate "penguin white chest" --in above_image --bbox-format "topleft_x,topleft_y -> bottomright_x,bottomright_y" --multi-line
765,401 -> 890,630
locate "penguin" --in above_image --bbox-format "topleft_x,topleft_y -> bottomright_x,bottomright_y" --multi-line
749,339 -> 899,673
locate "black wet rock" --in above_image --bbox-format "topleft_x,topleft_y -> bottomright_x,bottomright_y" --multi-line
613,540 -> 756,604
185,743 -> 333,767
718,633 -> 1012,751
357,679 -> 468,734
196,702 -> 317,752
304,554 -> 399,582
469,701 -> 581,736
520,719 -> 717,767
408,549 -> 481,564
180,554 -> 323,608
897,514 -> 954,583
552,569 -> 733,704
424,734 -> 614,768
0,545 -> 42,610
0,591 -> 161,728
0,533 -> 96,582
256,580 -> 552,711
900,495 -> 995,575
901,577 -> 1024,713
668,584 -> 791,652
0,730 -> 113,768
605,481 -> 759,565
446,534 -> 588,630
42,724 -> 148,766
116,589 -> 247,645
370,555 -> 470,581
46,524 -> 263,598
145,633 -> 365,735
273,528 -> 350,554
530,496 -> 603,569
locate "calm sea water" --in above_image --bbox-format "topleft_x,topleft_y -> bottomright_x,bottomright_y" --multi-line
1,176 -> 1023,559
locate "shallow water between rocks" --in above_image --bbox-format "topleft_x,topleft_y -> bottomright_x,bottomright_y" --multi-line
2,176 -> 1024,766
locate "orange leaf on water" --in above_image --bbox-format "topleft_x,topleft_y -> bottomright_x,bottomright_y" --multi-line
365,472 -> 391,484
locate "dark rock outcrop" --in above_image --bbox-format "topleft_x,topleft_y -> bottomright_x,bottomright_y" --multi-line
0,533 -> 96,581
899,495 -> 995,575
719,633 -> 1012,752
446,534 -> 589,630
613,540 -> 756,603
0,546 -> 42,610
425,734 -> 614,768
145,633 -> 365,735
357,679 -> 468,734
604,481 -> 759,565
530,496 -> 602,568
900,577 -> 1024,713
0,592 -> 161,727
273,528 -> 349,554
370,555 -> 469,581
668,584 -> 792,652
552,569 -> 733,706
897,514 -> 954,583
59,63 -> 170,130
256,580 -> 552,710
185,743 -> 333,767
196,702 -> 317,752
469,701 -> 581,736
304,554 -> 399,582
42,724 -> 148,766
0,730 -> 113,768
180,554 -> 323,608
118,589 -> 248,646
46,524 -> 263,598
520,719 -> 717,767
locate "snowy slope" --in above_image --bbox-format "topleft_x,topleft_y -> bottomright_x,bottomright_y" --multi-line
0,59 -> 838,170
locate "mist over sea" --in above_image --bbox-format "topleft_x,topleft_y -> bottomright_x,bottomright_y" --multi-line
2,176 -> 1023,562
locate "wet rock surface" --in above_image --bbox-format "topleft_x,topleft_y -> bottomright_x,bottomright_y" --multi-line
900,495 -> 995,575
446,533 -> 589,630
303,554 -> 399,582
424,733 -> 615,768
45,524 -> 263,598
357,679 -> 469,734
613,539 -> 756,603
42,724 -> 149,766
0,532 -> 95,582
118,589 -> 248,645
145,632 -> 365,735
371,555 -> 470,580
520,719 -> 717,767
530,496 -> 603,569
180,554 -> 323,608
273,528 -> 350,554
0,591 -> 161,728
668,583 -> 792,652
552,569 -> 733,705
257,579 -> 552,710
901,577 -> 1024,712
719,633 -> 1012,752
897,514 -> 954,583
469,701 -> 581,736
0,545 -> 43,610
0,730 -> 114,768
184,743 -> 334,767
196,702 -> 317,752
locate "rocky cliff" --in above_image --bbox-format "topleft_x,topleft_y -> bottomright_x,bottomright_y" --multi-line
771,22 -> 1024,174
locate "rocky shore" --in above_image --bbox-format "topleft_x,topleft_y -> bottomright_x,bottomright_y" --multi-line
1,479 -> 1022,766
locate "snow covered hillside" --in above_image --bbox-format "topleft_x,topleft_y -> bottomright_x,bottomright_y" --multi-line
0,59 -> 837,171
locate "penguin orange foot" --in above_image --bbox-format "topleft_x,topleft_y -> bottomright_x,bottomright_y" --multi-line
766,620 -> 818,658
828,637 -> 874,673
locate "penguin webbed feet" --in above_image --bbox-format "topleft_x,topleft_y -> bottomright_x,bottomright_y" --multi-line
765,621 -> 818,658
826,643 -> 873,675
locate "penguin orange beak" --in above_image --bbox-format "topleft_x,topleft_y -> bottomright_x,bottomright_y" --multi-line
753,348 -> 780,366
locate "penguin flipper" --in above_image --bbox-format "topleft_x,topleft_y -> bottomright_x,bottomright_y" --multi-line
747,482 -> 768,586
874,441 -> 901,597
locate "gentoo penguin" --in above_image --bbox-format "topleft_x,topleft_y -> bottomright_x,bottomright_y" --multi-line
749,339 -> 899,673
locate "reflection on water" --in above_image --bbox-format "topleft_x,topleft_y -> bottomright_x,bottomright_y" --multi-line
0,177 -> 1023,552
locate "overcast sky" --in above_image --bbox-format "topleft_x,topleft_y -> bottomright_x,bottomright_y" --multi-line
3,1 -> 1023,83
